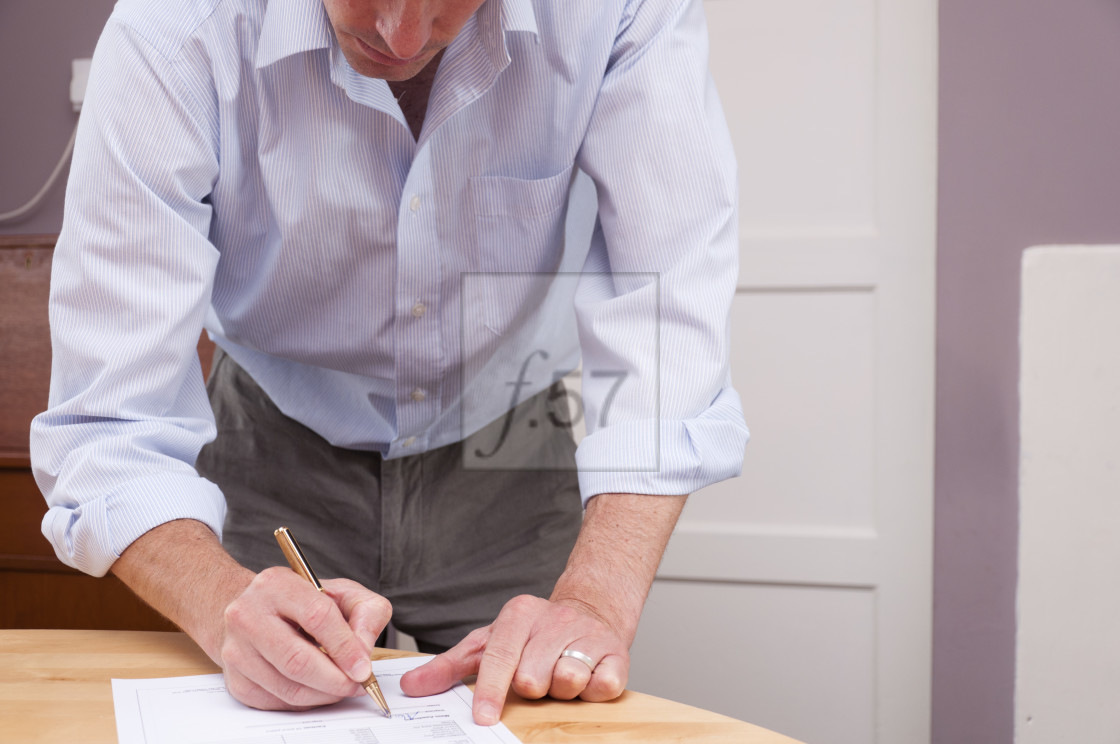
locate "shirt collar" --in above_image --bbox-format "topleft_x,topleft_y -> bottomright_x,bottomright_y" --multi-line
501,0 -> 539,37
255,0 -> 333,70
475,0 -> 539,72
255,0 -> 538,71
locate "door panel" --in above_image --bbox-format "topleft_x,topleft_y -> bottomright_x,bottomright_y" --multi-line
708,0 -> 878,236
685,292 -> 877,531
631,580 -> 876,744
627,1 -> 936,742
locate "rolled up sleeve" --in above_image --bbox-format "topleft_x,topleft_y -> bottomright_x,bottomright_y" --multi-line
574,0 -> 749,501
30,18 -> 224,576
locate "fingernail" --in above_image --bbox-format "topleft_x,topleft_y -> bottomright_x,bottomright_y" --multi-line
477,702 -> 499,726
351,659 -> 371,681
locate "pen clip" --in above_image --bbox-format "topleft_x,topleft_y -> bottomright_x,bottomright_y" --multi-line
272,526 -> 391,717
274,526 -> 324,591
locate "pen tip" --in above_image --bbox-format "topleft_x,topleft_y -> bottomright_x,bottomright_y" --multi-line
363,677 -> 390,718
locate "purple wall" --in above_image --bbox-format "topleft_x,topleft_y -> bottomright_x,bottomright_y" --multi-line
935,0 -> 1120,742
0,0 -> 115,235
8,0 -> 1120,740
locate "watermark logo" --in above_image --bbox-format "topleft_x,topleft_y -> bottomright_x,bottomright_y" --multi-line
459,271 -> 658,472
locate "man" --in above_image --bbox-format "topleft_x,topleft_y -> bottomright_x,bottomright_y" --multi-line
31,0 -> 747,726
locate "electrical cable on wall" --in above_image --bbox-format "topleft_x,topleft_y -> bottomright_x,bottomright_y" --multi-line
0,123 -> 78,224
0,58 -> 90,224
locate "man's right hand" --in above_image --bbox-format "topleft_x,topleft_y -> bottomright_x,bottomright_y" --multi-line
220,569 -> 392,709
111,519 -> 392,710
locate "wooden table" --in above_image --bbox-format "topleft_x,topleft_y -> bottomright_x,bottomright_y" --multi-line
0,630 -> 802,743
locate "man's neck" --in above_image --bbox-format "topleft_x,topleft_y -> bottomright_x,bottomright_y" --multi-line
387,49 -> 446,141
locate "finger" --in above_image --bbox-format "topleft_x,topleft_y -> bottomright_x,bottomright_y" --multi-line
579,652 -> 629,703
399,627 -> 489,697
223,578 -> 362,700
323,579 -> 392,654
548,652 -> 596,700
224,664 -> 298,710
473,595 -> 540,725
261,570 -> 373,685
543,633 -> 615,701
244,614 -> 364,701
508,603 -> 598,700
510,633 -> 584,700
222,628 -> 353,709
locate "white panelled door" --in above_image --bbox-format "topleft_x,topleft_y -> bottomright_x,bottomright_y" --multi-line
627,1 -> 937,743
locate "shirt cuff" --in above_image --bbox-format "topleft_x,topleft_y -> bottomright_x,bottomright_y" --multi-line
575,386 -> 749,504
41,472 -> 227,577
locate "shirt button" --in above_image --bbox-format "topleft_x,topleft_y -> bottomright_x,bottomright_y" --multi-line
409,195 -> 421,212
410,388 -> 426,402
411,302 -> 427,318
402,437 -> 416,448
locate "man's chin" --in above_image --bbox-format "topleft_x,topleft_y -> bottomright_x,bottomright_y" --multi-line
364,63 -> 429,82
340,41 -> 435,81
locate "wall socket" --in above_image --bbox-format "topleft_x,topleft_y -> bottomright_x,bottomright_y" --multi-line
71,58 -> 92,112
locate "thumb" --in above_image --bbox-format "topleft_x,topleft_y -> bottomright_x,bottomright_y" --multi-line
400,628 -> 489,697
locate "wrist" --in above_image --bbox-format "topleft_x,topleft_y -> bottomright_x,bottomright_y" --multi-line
112,519 -> 254,663
184,562 -> 255,663
549,492 -> 688,646
550,569 -> 646,645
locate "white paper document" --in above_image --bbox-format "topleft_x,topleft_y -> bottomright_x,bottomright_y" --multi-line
112,655 -> 523,744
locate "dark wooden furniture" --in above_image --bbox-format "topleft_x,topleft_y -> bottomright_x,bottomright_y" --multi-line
0,235 -> 213,630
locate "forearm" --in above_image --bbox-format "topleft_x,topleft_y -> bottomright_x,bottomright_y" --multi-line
550,492 -> 687,646
110,518 -> 254,663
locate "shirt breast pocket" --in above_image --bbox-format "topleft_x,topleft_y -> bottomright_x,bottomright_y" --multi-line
468,164 -> 576,333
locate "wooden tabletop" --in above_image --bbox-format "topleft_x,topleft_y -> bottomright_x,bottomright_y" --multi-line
0,629 -> 802,743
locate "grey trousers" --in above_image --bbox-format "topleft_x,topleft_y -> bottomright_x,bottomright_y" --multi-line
196,348 -> 583,650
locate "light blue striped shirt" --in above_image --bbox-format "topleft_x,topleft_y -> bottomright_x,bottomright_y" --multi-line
31,0 -> 748,576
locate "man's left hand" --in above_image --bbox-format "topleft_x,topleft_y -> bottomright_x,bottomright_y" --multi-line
399,594 -> 629,725
400,492 -> 688,726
